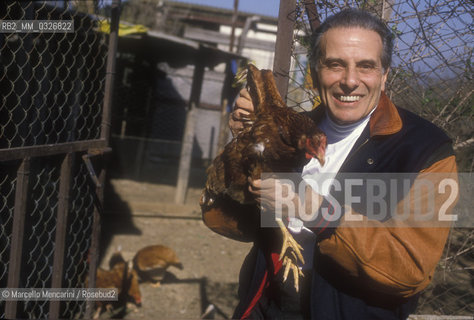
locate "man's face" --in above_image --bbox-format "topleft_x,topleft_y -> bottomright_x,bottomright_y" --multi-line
314,27 -> 389,125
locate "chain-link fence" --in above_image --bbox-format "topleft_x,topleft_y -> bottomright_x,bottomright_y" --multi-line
288,0 -> 473,168
285,0 -> 473,317
0,0 -> 116,318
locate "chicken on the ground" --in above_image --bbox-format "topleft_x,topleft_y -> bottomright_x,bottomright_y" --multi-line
86,252 -> 141,319
132,244 -> 183,287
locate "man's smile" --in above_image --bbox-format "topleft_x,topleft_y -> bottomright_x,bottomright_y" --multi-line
334,94 -> 362,103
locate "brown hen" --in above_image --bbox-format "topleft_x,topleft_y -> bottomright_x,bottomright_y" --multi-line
133,245 -> 183,287
86,252 -> 141,319
201,64 -> 326,291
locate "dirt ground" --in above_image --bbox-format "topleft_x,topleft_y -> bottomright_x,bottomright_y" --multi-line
97,178 -> 473,319
99,179 -> 252,319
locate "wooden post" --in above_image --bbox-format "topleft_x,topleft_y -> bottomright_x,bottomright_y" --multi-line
304,1 -> 321,32
175,58 -> 205,204
229,0 -> 239,52
216,96 -> 229,154
273,0 -> 297,101
5,158 -> 30,319
86,0 -> 120,317
100,0 -> 121,142
49,153 -> 73,319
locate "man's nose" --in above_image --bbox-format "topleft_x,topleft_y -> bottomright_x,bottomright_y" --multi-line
340,67 -> 360,91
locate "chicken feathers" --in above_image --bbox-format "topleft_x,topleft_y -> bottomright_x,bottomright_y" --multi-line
202,64 -> 326,207
86,251 -> 141,319
201,64 -> 326,291
133,245 -> 183,287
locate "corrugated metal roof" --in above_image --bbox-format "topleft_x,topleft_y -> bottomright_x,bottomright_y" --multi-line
118,29 -> 246,68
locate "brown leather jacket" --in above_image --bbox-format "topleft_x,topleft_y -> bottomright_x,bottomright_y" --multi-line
202,92 -> 458,303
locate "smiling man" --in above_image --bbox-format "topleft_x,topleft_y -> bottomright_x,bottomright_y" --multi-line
316,27 -> 388,124
203,8 -> 458,320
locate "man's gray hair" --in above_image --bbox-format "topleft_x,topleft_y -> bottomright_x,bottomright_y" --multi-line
309,8 -> 394,73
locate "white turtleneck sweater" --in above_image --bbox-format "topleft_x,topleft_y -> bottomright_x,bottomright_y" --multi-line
288,107 -> 376,269
301,108 -> 374,196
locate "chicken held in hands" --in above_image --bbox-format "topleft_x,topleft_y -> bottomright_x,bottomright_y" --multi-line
201,64 -> 327,291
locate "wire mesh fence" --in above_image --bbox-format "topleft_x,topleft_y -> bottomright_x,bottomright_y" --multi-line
19,156 -> 61,319
0,0 -> 113,318
0,1 -> 107,149
288,0 -> 473,163
0,162 -> 17,316
286,0 -> 473,317
60,155 -> 97,319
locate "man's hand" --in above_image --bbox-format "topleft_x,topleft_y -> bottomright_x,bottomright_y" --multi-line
229,89 -> 254,136
248,177 -> 300,218
248,177 -> 324,220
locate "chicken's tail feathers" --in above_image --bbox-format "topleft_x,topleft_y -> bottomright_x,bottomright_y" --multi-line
109,250 -> 126,270
261,69 -> 286,109
246,64 -> 286,114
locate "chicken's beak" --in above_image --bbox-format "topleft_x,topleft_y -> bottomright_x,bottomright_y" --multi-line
305,151 -> 325,166
305,137 -> 326,166
315,154 -> 325,166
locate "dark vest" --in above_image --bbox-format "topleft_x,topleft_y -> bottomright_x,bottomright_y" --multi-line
233,105 -> 453,320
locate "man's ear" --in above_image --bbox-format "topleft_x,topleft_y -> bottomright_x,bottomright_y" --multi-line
381,67 -> 390,91
310,65 -> 320,90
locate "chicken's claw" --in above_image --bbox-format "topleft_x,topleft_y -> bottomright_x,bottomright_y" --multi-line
276,219 -> 304,263
282,256 -> 292,281
282,255 -> 304,291
275,218 -> 305,292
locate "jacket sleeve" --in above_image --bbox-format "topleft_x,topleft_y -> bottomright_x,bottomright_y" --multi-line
317,155 -> 458,298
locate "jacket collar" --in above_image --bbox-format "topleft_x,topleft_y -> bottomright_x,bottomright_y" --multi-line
369,91 -> 402,137
309,91 -> 402,137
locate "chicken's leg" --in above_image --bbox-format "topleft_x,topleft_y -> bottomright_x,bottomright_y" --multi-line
275,218 -> 304,291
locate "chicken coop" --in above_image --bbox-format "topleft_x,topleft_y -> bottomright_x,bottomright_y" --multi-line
108,29 -> 245,203
0,1 -> 120,319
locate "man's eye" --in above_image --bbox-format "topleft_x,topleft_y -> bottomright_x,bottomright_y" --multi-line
359,64 -> 375,71
328,63 -> 343,69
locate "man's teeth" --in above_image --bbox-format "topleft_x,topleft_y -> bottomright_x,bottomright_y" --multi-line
338,95 -> 361,102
